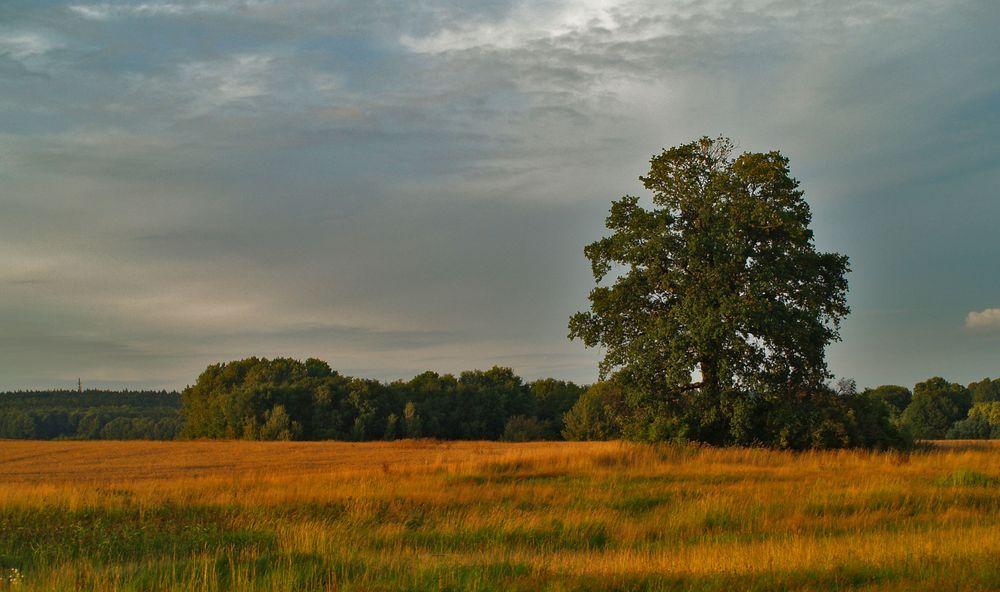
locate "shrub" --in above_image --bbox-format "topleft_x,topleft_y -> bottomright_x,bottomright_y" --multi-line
501,416 -> 552,442
947,416 -> 992,439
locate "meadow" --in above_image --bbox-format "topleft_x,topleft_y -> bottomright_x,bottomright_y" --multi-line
1,440 -> 1000,591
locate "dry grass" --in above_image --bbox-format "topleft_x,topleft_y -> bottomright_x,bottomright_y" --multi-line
1,440 -> 999,591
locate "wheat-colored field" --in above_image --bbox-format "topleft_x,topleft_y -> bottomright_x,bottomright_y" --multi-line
1,439 -> 999,591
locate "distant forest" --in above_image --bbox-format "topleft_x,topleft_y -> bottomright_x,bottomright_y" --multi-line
2,360 -> 999,443
0,390 -> 181,440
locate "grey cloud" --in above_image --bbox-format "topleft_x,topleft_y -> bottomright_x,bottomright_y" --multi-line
67,1 -> 269,20
1,0 -> 998,389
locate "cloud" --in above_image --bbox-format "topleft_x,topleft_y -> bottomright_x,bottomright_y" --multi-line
1,0 -> 998,389
0,30 -> 63,74
399,0 -> 941,55
67,1 -> 267,20
126,52 -> 340,118
966,309 -> 1000,331
0,32 -> 59,59
400,1 -> 639,54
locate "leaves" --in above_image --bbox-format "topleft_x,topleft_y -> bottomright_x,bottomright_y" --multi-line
570,136 -> 851,443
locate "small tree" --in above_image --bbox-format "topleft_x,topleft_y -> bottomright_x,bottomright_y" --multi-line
403,401 -> 422,439
562,382 -> 627,441
384,413 -> 399,441
259,405 -> 297,441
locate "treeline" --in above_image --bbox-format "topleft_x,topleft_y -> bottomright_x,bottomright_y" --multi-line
0,390 -> 181,440
865,377 -> 1000,440
567,377 -> 1000,446
4,367 -> 999,444
181,358 -> 583,441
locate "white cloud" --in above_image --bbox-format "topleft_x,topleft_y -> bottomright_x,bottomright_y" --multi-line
0,32 -> 57,59
69,3 -> 199,20
67,1 -> 270,20
127,52 -> 339,118
966,308 -> 1000,331
401,1 -> 639,53
179,54 -> 273,105
398,0 -> 941,54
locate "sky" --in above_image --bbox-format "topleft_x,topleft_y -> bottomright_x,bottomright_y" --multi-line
1,0 -> 999,391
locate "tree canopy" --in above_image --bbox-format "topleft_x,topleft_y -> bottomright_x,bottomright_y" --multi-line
569,137 -> 856,446
0,390 -> 180,440
901,377 -> 972,439
179,357 -> 583,441
864,385 -> 912,418
968,377 -> 1000,403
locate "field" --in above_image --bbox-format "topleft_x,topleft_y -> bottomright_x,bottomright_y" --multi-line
2,440 -> 1000,591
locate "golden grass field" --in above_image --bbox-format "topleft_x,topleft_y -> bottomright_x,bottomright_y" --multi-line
1,439 -> 1000,591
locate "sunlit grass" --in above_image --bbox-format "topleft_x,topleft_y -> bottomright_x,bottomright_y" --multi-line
1,440 -> 999,590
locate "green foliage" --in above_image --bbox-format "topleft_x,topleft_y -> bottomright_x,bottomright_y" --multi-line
901,377 -> 971,439
934,469 -> 1000,487
0,411 -> 36,439
384,413 -> 399,441
0,390 -> 180,440
569,136 -> 852,447
968,377 -> 1000,403
403,401 -> 423,439
258,405 -> 300,441
181,357 -> 349,440
969,401 -> 1000,425
737,379 -> 909,450
947,402 -> 1000,439
562,382 -> 627,441
946,415 -> 993,439
528,378 -> 585,437
608,377 -> 908,450
863,385 -> 912,418
179,357 -> 586,441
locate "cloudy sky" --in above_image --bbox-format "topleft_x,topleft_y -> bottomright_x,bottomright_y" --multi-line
1,0 -> 998,391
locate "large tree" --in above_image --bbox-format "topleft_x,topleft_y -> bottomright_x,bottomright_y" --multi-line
569,137 -> 850,443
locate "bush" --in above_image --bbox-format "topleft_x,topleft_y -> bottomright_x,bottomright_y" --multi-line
501,416 -> 552,442
947,416 -> 992,439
